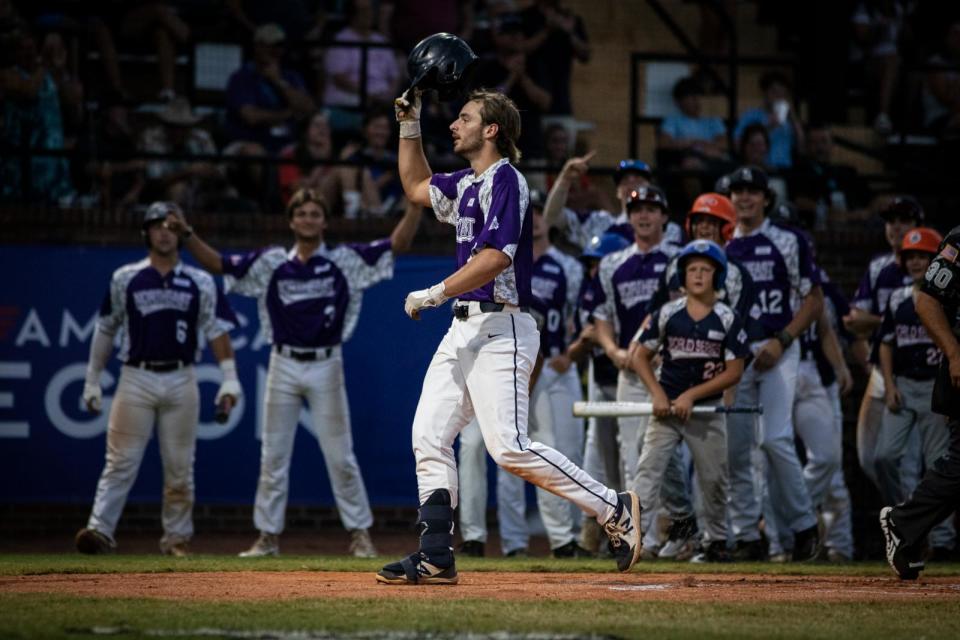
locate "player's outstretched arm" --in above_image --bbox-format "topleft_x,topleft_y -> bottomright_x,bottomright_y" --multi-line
389,201 -> 424,253
543,151 -> 595,229
395,90 -> 432,207
164,210 -> 224,274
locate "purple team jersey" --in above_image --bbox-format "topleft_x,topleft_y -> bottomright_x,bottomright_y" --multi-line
531,246 -> 583,358
725,218 -> 819,338
852,252 -> 912,317
595,242 -> 679,349
880,285 -> 941,380
97,260 -> 237,364
429,158 -> 532,306
222,239 -> 393,347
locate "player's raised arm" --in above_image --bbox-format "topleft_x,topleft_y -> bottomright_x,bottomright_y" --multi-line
164,210 -> 224,274
395,91 -> 432,207
389,200 -> 424,253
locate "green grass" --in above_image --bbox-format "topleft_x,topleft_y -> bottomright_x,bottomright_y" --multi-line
2,555 -> 960,639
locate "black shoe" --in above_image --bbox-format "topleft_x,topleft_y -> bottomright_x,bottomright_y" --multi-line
603,491 -> 642,572
75,528 -> 116,555
459,540 -> 485,557
792,525 -> 821,562
880,506 -> 925,580
552,540 -> 594,558
691,540 -> 731,563
376,552 -> 458,585
657,516 -> 699,560
731,539 -> 766,562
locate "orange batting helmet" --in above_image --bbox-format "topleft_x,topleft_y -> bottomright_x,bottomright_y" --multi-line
686,193 -> 736,242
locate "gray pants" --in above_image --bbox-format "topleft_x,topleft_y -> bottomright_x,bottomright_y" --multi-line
875,375 -> 956,549
635,409 -> 728,543
87,365 -> 199,548
618,370 -> 691,549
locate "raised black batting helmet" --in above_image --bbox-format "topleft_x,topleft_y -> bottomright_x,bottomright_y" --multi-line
406,33 -> 478,101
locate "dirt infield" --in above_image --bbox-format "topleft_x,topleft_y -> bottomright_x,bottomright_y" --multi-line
3,571 -> 959,603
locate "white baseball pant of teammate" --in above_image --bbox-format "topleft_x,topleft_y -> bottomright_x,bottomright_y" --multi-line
254,346 -> 372,535
498,363 -> 585,553
86,366 -> 199,549
822,381 -> 855,559
456,420 -> 489,548
581,370 -> 622,492
857,368 -> 922,492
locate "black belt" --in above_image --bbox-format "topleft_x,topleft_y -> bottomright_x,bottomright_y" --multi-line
274,344 -> 334,361
127,360 -> 185,373
453,302 -> 530,320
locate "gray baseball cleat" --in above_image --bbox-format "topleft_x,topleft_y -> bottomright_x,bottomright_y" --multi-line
75,528 -> 116,555
603,491 -> 642,572
349,529 -> 378,558
238,532 -> 279,557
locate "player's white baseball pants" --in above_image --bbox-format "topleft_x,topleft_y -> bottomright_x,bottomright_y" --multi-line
252,348 -> 373,535
618,369 -> 691,549
728,341 -> 816,541
822,381 -> 854,558
634,408 -> 729,544
499,363 -> 584,552
794,359 -> 842,508
456,420 -> 489,544
86,365 -> 199,548
412,307 -> 620,524
581,370 -> 622,492
874,376 -> 956,549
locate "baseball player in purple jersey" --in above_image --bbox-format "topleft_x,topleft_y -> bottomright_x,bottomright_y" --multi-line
75,202 -> 240,557
543,154 -> 685,249
378,88 -> 641,584
723,166 -> 824,562
875,228 -> 955,558
845,197 -> 921,492
632,240 -> 750,563
164,191 -> 423,558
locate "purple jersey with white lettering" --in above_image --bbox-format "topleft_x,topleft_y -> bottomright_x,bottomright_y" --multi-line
638,297 -> 749,400
97,260 -> 237,363
880,285 -> 941,380
852,252 -> 912,317
222,240 -> 393,347
595,242 -> 679,349
428,158 -> 532,305
725,219 -> 819,338
532,246 -> 583,357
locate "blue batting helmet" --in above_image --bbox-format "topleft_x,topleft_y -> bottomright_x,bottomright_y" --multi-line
677,239 -> 727,290
582,232 -> 631,260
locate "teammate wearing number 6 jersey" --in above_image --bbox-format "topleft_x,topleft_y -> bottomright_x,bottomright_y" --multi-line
875,228 -> 956,558
75,202 -> 240,557
631,240 -> 749,562
723,166 -> 824,562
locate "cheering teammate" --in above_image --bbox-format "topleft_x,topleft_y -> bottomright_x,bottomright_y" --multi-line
379,87 -> 641,585
76,202 -> 239,557
165,192 -> 422,558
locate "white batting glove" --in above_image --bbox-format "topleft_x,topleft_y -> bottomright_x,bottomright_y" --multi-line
215,358 -> 242,404
404,283 -> 447,320
82,382 -> 103,414
395,89 -> 422,139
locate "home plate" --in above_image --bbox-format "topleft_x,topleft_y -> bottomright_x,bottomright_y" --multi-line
608,584 -> 674,592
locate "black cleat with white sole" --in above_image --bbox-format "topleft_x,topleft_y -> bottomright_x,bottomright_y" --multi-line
880,506 -> 925,580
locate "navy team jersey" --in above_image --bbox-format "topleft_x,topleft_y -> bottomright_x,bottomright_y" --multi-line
638,297 -> 750,401
851,252 -> 912,318
595,242 -> 679,349
880,285 -> 941,380
98,260 -> 237,364
800,268 -> 852,388
725,218 -> 819,338
576,274 -> 620,387
428,157 -> 532,306
531,246 -> 583,358
222,240 -> 393,348
920,225 -> 960,417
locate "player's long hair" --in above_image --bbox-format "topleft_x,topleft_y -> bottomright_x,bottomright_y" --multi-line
469,89 -> 522,164
286,188 -> 330,219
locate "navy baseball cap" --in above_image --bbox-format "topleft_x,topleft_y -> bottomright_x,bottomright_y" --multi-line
727,165 -> 770,192
879,195 -> 924,223
626,185 -> 669,212
615,159 -> 653,185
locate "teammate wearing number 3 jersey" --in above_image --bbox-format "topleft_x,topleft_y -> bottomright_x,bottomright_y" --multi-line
378,87 -> 641,585
723,166 -> 824,562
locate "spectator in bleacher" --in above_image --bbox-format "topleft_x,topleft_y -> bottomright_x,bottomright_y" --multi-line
117,1 -> 192,102
473,12 -> 551,159
322,0 -> 401,113
658,76 -> 727,170
278,110 -> 338,205
139,98 -> 223,209
84,100 -> 145,213
734,71 -> 804,169
790,123 -> 870,226
850,0 -> 912,135
343,105 -> 402,215
922,19 -> 960,138
225,0 -> 314,43
0,30 -> 74,203
519,0 -> 590,116
737,122 -> 788,204
379,0 -> 474,53
226,23 -> 315,154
